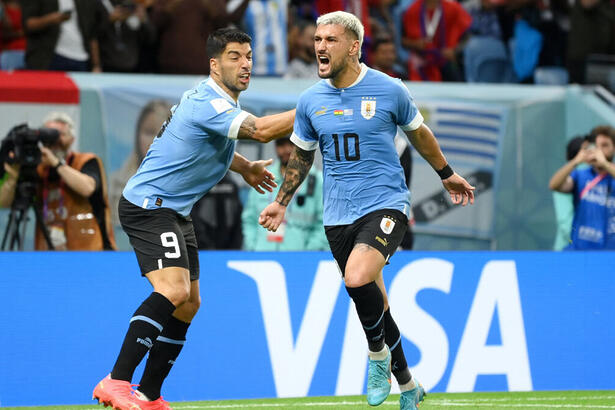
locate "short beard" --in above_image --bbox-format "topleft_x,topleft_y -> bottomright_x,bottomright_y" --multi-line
319,60 -> 344,79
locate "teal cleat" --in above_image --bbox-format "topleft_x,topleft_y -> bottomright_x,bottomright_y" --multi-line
400,380 -> 426,410
366,348 -> 392,406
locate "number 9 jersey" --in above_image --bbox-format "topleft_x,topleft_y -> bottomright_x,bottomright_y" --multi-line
290,64 -> 424,226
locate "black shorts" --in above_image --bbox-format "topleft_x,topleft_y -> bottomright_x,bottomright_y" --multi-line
325,209 -> 408,276
119,196 -> 199,280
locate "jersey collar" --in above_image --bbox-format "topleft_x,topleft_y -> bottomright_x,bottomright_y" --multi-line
205,78 -> 239,106
326,63 -> 369,89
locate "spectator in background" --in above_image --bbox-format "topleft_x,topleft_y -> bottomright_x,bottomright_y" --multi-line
190,173 -> 243,249
567,0 -> 615,84
402,0 -> 472,81
370,36 -> 404,78
0,112 -> 116,250
243,0 -> 288,76
549,125 -> 615,249
20,0 -> 103,72
109,99 -> 171,227
98,0 -> 156,73
284,19 -> 319,80
242,136 -> 328,251
151,0 -> 249,75
0,0 -> 25,70
552,136 -> 584,250
463,0 -> 502,39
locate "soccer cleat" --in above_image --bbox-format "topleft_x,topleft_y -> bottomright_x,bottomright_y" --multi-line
399,380 -> 426,410
366,348 -> 392,406
130,395 -> 171,410
92,374 -> 141,410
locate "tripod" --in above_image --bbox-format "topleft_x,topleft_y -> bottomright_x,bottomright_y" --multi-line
1,170 -> 54,251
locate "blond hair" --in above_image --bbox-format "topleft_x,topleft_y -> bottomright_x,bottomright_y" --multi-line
316,11 -> 364,59
43,112 -> 76,138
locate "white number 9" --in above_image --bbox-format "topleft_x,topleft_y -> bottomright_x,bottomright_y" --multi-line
160,232 -> 180,258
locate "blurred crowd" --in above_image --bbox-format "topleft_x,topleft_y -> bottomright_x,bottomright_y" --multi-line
1,0 -> 614,86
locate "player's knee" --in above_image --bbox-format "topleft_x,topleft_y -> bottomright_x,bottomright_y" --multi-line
343,271 -> 370,288
162,281 -> 191,307
186,294 -> 201,317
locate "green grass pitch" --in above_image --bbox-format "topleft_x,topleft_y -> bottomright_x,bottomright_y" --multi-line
3,391 -> 614,409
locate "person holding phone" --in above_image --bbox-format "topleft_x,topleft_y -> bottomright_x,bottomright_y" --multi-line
21,0 -> 104,71
549,125 -> 615,249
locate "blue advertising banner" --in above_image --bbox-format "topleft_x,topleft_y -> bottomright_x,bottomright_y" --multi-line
0,251 -> 613,407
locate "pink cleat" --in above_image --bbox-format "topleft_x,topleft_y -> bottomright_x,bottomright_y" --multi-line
92,374 -> 141,410
131,394 -> 172,410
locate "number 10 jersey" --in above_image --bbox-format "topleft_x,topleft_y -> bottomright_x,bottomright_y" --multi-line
290,63 -> 424,226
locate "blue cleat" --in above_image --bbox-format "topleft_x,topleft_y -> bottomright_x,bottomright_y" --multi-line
400,380 -> 426,410
366,348 -> 392,406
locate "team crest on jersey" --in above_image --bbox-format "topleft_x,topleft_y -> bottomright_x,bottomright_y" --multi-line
380,217 -> 395,234
361,97 -> 376,120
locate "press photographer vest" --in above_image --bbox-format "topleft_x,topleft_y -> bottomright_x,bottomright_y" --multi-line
34,152 -> 116,251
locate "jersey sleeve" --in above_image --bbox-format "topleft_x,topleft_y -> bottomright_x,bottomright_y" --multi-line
290,93 -> 319,151
196,97 -> 250,139
395,80 -> 424,131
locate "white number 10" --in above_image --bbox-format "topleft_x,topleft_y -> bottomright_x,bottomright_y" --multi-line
160,232 -> 180,258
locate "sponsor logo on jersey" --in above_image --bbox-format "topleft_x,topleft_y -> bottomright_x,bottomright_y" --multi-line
380,217 -> 395,234
315,106 -> 327,115
361,97 -> 376,119
375,236 -> 388,247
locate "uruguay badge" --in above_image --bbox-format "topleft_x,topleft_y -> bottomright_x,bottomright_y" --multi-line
361,97 -> 376,119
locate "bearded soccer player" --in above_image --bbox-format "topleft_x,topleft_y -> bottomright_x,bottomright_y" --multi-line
92,28 -> 295,410
259,11 -> 475,410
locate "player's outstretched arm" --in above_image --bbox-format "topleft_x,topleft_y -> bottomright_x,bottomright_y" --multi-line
407,124 -> 475,206
230,152 -> 277,194
237,109 -> 296,143
259,145 -> 315,231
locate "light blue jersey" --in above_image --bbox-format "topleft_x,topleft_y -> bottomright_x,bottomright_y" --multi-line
123,78 -> 249,216
291,64 -> 424,226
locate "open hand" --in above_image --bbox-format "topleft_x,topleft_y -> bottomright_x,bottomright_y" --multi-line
259,201 -> 286,231
242,159 -> 277,194
442,173 -> 475,206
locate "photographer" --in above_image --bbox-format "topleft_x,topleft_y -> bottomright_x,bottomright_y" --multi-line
549,125 -> 615,249
0,112 -> 116,250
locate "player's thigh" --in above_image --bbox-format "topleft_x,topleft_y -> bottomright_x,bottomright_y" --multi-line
119,196 -> 191,277
325,224 -> 355,276
345,209 -> 408,287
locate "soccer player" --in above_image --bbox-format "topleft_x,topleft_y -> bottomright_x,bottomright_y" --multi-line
259,11 -> 475,410
92,28 -> 295,410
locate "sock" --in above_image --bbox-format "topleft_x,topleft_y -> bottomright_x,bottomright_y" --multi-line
345,282 -> 385,352
399,377 -> 417,392
111,292 -> 176,382
138,316 -> 190,401
384,308 -> 412,385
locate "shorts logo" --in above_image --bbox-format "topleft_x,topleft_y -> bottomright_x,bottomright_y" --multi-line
375,236 -> 388,247
361,97 -> 376,120
380,217 -> 395,234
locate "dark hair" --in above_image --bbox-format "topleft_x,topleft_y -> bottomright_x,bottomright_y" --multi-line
371,36 -> 394,53
588,125 -> 615,145
206,28 -> 252,59
566,136 -> 585,161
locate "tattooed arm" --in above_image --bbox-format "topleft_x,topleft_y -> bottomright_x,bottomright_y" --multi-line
276,146 -> 315,205
259,145 -> 315,231
237,110 -> 296,143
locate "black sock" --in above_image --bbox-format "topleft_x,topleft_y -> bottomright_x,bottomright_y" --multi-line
384,308 -> 411,385
138,316 -> 190,400
345,282 -> 385,352
111,292 -> 176,382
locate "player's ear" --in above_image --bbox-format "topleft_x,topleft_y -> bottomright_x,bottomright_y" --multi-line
349,40 -> 360,57
210,57 -> 218,75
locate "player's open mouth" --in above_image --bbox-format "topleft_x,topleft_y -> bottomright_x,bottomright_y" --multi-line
318,55 -> 330,70
239,73 -> 250,83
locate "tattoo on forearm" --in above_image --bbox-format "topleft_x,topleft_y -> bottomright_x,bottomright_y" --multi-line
276,147 -> 314,206
237,115 -> 256,140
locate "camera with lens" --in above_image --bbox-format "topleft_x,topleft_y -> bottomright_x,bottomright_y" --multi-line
0,124 -> 60,178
